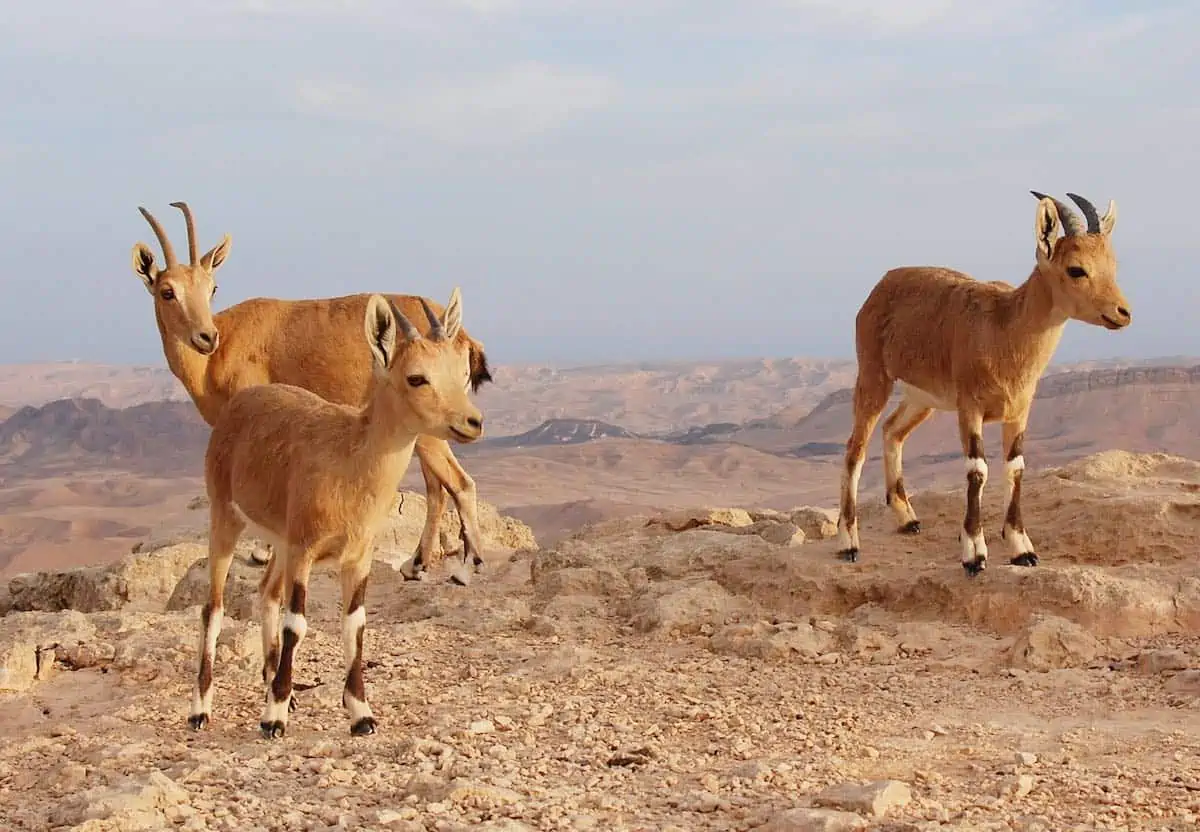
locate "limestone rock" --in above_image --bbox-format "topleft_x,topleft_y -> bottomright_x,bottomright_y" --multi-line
1135,648 -> 1191,675
761,808 -> 868,831
1006,614 -> 1104,671
5,543 -> 204,614
1165,669 -> 1200,696
626,579 -> 752,635
651,507 -> 754,532
708,620 -> 832,661
813,779 -> 912,818
726,520 -> 806,547
0,610 -> 98,692
789,507 -> 839,541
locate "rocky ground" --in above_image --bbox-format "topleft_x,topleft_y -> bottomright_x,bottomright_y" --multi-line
2,450 -> 1200,831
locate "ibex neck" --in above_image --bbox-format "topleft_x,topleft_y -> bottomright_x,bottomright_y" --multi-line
156,312 -> 218,425
1007,266 -> 1069,379
352,376 -> 421,483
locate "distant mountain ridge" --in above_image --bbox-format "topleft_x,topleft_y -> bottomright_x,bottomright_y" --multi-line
6,362 -> 1200,479
480,418 -> 637,449
0,398 -> 209,478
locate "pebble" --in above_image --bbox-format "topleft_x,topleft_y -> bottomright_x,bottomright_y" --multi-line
1015,751 -> 1039,766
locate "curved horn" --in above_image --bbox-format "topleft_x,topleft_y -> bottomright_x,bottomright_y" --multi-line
388,299 -> 422,342
169,201 -> 199,264
1065,193 -> 1101,234
419,297 -> 445,341
1030,191 -> 1083,236
137,206 -> 178,268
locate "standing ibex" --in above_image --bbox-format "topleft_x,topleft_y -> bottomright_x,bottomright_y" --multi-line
190,289 -> 482,737
131,203 -> 492,584
836,191 -> 1130,576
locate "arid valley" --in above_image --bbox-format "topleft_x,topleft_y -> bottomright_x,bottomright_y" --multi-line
3,357 -> 1200,830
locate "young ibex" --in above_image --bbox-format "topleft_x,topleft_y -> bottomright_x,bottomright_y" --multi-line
131,203 -> 493,584
837,191 -> 1130,576
189,289 -> 482,738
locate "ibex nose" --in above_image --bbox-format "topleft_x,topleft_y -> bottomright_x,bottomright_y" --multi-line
1116,305 -> 1131,322
192,330 -> 218,354
467,415 -> 483,431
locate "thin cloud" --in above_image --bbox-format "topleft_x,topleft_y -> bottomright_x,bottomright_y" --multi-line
292,63 -> 618,145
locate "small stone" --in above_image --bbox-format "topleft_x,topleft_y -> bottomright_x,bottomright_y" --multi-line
1000,774 -> 1036,799
814,780 -> 912,818
1015,751 -> 1038,766
468,720 -> 496,734
762,807 -> 868,831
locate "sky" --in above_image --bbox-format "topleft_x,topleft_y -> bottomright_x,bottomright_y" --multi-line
1,0 -> 1197,367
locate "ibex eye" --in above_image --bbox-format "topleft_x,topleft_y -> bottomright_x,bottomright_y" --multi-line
1067,266 -> 1088,279
211,284 -> 218,296
406,375 -> 429,387
161,287 -> 176,300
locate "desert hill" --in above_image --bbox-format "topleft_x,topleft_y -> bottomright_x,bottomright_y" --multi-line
0,398 -> 209,480
481,418 -> 637,449
1,452 -> 1199,829
717,363 -> 1200,468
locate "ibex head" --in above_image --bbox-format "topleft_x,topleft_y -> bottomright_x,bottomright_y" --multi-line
363,287 -> 485,443
131,203 -> 232,355
1032,191 -> 1130,331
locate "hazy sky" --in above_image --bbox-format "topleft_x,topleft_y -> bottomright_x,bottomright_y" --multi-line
1,1 -> 1197,367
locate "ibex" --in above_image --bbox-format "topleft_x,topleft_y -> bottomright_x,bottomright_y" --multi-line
836,191 -> 1130,576
131,203 -> 492,584
189,289 -> 482,738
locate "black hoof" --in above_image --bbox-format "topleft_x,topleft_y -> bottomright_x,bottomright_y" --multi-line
260,720 -> 286,739
962,558 -> 986,577
836,548 -> 859,563
1010,553 -> 1039,567
350,716 -> 377,736
900,520 -> 921,535
187,713 -> 209,731
288,695 -> 298,713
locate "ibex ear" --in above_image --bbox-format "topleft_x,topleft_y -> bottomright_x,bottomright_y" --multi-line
364,294 -> 398,370
1034,198 -> 1059,262
1099,199 -> 1117,236
200,234 -> 232,272
131,243 -> 159,292
442,286 -> 464,340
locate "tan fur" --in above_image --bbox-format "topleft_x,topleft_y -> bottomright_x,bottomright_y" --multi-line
189,290 -> 482,737
131,204 -> 494,578
836,192 -> 1130,575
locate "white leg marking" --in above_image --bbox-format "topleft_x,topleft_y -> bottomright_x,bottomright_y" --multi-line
965,457 -> 989,479
282,611 -> 308,642
262,694 -> 290,725
1003,525 -> 1035,555
343,691 -> 374,723
1006,455 -> 1025,474
960,529 -> 989,564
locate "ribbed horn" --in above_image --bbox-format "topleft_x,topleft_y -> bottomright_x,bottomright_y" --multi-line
419,297 -> 445,340
388,299 -> 422,342
137,206 -> 178,268
1030,191 -> 1083,236
169,201 -> 199,264
1065,193 -> 1101,234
